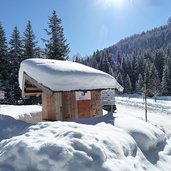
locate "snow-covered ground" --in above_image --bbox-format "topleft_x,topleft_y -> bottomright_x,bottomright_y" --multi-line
0,105 -> 42,123
0,95 -> 171,171
115,95 -> 171,133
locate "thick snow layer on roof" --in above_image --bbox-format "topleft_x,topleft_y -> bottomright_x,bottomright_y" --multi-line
19,58 -> 123,92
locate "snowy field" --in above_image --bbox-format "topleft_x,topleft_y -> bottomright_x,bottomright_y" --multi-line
0,95 -> 171,171
115,95 -> 171,132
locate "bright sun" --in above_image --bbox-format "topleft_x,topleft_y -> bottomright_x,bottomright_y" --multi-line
94,0 -> 128,11
103,0 -> 125,7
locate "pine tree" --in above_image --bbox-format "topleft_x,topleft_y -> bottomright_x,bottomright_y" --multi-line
113,61 -> 120,76
116,72 -> 124,87
148,63 -> 160,99
144,59 -> 151,89
90,57 -> 98,69
8,26 -> 23,104
121,58 -> 128,79
161,64 -> 171,95
154,49 -> 165,81
95,50 -> 101,64
116,50 -> 122,64
23,20 -> 38,59
129,52 -> 139,90
0,22 -> 9,103
43,10 -> 70,60
0,80 -> 3,89
165,55 -> 171,86
136,54 -> 145,77
124,74 -> 133,94
167,17 -> 171,26
135,73 -> 144,94
0,22 -> 8,84
99,50 -> 113,74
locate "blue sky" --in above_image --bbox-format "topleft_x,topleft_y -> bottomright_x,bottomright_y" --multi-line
0,0 -> 171,58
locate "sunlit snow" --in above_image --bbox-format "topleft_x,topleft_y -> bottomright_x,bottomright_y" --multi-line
19,58 -> 123,92
0,95 -> 171,171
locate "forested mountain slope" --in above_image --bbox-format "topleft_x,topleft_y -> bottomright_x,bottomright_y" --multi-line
108,23 -> 171,57
77,18 -> 171,96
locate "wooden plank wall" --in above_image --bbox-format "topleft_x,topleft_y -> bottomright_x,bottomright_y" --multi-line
62,92 -> 78,120
42,92 -> 55,120
54,92 -> 63,120
90,91 -> 103,117
42,92 -> 62,121
77,100 -> 91,118
42,90 -> 103,121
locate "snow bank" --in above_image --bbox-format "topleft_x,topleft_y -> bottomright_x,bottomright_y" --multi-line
0,105 -> 42,123
19,58 -> 123,92
115,95 -> 171,133
0,114 -> 29,141
115,116 -> 166,152
0,111 -> 171,171
0,121 -> 137,171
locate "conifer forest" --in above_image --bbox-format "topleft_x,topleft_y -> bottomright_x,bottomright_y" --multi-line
1,10 -> 171,104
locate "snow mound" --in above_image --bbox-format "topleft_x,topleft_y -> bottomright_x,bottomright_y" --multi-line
115,116 -> 166,152
0,105 -> 42,123
0,122 -> 138,171
0,114 -> 29,141
19,58 -> 123,92
0,113 -> 171,171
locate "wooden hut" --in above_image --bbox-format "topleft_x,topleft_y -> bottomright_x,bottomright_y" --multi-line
19,58 -> 123,121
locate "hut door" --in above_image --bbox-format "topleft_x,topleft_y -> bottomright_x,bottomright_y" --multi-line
77,100 -> 91,118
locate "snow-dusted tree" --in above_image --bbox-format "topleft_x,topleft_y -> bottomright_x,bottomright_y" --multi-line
135,73 -> 144,94
129,53 -> 139,90
144,59 -> 151,88
165,55 -> 171,84
161,64 -> 171,95
8,26 -> 23,104
154,49 -> 165,81
94,50 -> 101,65
0,80 -> 3,89
116,72 -> 124,87
148,63 -> 160,100
168,16 -> 171,26
120,57 -> 128,79
124,74 -> 133,94
0,22 -> 8,86
23,20 -> 38,59
136,54 -> 145,77
90,57 -> 98,69
98,51 -> 110,74
43,10 -> 69,60
0,22 -> 9,104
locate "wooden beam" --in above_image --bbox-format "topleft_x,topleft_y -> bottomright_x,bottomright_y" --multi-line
25,87 -> 41,91
24,92 -> 42,96
25,89 -> 42,93
25,83 -> 38,87
23,72 -> 54,97
22,73 -> 26,98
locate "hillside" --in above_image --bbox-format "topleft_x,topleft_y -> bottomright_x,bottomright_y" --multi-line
78,18 -> 171,96
108,19 -> 171,57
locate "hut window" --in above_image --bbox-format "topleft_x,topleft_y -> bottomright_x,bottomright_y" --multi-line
75,91 -> 91,101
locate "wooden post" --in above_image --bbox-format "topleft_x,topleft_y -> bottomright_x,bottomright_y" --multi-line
144,83 -> 148,122
42,92 -> 62,121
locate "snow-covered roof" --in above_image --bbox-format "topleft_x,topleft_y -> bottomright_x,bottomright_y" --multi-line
19,58 -> 123,93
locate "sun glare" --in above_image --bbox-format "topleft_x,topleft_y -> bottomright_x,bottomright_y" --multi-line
103,0 -> 125,8
94,0 -> 130,12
